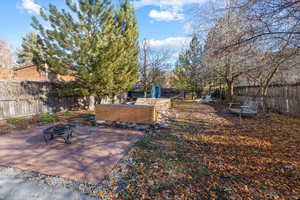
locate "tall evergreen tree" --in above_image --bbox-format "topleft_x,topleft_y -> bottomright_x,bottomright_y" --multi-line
17,32 -> 46,67
172,35 -> 204,98
30,0 -> 139,105
109,0 -> 139,101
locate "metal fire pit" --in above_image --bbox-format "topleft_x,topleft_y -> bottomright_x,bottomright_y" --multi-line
43,124 -> 76,144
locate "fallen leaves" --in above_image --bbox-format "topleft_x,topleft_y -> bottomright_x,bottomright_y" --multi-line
116,101 -> 300,199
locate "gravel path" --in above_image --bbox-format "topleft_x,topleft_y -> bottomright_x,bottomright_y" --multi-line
0,154 -> 137,199
0,165 -> 101,200
0,174 -> 98,200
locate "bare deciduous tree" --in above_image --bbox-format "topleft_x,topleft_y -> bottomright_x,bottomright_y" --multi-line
139,39 -> 171,97
0,40 -> 14,80
0,41 -> 13,68
189,0 -> 300,110
202,10 -> 258,101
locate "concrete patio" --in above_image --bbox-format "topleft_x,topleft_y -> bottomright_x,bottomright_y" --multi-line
0,125 -> 144,183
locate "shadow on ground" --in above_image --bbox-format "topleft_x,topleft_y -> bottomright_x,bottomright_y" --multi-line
117,101 -> 300,199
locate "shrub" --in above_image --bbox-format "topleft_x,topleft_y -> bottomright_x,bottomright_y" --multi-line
6,117 -> 25,124
79,113 -> 95,118
40,113 -> 56,123
63,111 -> 73,117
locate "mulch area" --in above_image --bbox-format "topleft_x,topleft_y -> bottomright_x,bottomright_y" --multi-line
114,101 -> 300,199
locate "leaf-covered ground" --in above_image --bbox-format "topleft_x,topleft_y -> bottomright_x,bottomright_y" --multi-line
115,101 -> 300,199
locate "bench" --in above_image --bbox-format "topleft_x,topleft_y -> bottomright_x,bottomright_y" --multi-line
229,100 -> 258,117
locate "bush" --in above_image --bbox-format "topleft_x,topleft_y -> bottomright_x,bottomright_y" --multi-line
79,113 -> 95,118
63,111 -> 73,117
6,117 -> 25,124
40,113 -> 56,123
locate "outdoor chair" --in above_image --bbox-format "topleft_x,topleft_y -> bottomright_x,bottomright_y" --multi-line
196,96 -> 216,104
229,100 -> 259,117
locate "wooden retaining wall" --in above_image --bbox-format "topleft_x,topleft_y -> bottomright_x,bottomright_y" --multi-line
135,98 -> 171,111
95,104 -> 157,124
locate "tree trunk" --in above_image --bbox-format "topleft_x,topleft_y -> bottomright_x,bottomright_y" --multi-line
261,86 -> 268,113
144,87 -> 147,98
259,64 -> 280,113
88,96 -> 95,111
143,40 -> 148,99
111,96 -> 115,104
226,81 -> 234,102
196,89 -> 202,98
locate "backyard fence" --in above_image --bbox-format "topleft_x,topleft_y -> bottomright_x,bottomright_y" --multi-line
0,81 -> 80,120
235,84 -> 300,116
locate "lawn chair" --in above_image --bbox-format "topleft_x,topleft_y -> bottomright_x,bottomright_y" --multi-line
229,100 -> 259,117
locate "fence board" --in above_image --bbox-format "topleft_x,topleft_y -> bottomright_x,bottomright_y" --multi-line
235,84 -> 300,116
0,81 -> 79,120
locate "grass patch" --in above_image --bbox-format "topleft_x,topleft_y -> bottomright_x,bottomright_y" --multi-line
6,117 -> 25,124
39,113 -> 56,123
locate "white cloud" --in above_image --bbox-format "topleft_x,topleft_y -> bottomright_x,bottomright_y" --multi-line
148,37 -> 191,58
149,37 -> 191,49
134,0 -> 206,22
149,10 -> 184,21
134,0 -> 205,9
21,0 -> 41,15
184,22 -> 195,34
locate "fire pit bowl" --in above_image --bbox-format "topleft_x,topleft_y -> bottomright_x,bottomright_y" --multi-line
43,124 -> 77,144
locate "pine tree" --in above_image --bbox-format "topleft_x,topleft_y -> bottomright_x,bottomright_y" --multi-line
30,0 -> 139,105
109,0 -> 139,101
17,32 -> 46,67
172,35 -> 204,98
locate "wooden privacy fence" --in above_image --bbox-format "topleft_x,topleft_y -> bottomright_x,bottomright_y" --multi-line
235,84 -> 300,116
0,81 -> 79,120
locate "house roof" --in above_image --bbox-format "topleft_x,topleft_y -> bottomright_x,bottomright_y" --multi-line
13,63 -> 35,71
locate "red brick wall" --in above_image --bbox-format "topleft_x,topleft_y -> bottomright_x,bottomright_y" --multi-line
13,65 -> 75,82
13,66 -> 48,82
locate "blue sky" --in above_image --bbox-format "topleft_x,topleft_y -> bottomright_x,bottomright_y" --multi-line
0,0 -> 207,58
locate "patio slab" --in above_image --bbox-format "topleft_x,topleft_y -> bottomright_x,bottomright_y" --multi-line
0,126 -> 144,183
